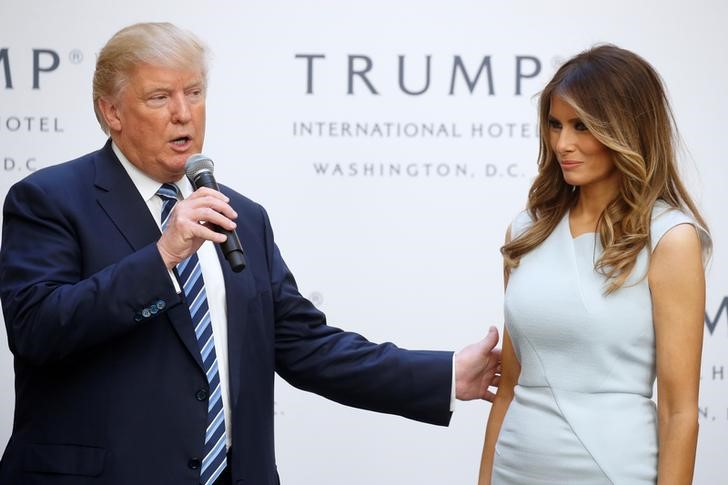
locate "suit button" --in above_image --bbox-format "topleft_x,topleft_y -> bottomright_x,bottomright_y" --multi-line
195,389 -> 209,401
142,308 -> 151,318
188,458 -> 201,470
134,313 -> 143,322
156,299 -> 166,310
150,305 -> 159,315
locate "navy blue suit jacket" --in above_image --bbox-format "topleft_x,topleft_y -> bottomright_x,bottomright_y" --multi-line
0,141 -> 452,485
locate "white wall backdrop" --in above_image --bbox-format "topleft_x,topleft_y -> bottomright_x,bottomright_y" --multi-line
1,1 -> 725,483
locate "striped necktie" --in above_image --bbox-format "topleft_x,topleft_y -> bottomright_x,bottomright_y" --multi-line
158,183 -> 227,485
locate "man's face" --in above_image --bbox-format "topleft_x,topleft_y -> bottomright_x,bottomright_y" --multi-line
103,63 -> 206,182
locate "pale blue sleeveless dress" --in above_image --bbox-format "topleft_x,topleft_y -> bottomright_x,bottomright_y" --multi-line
492,201 -> 711,484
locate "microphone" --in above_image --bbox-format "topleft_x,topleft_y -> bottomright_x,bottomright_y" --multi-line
185,154 -> 246,273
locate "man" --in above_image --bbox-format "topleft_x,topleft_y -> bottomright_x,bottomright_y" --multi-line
0,23 -> 500,485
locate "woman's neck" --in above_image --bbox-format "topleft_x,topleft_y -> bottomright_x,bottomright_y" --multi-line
570,183 -> 619,235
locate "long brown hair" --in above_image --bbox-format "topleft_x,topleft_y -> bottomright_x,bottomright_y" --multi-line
502,44 -> 708,293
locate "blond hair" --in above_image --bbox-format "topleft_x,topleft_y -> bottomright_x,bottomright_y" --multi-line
92,22 -> 208,133
503,44 -> 709,293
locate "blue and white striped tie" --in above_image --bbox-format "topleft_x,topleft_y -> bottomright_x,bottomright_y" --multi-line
158,183 -> 227,485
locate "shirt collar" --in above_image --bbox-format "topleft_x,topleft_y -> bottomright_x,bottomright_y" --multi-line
111,141 -> 193,200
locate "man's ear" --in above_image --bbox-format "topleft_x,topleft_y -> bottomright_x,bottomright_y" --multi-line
97,96 -> 122,132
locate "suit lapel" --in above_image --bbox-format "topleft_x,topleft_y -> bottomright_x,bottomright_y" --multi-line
93,140 -> 204,371
215,193 -> 259,409
215,228 -> 255,409
93,141 -> 160,252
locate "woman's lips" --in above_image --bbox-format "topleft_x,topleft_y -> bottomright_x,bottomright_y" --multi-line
560,160 -> 582,169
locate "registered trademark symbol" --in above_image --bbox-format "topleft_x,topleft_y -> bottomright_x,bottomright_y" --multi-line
309,291 -> 324,307
69,49 -> 84,64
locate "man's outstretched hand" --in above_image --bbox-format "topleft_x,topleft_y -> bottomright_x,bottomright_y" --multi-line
454,326 -> 502,402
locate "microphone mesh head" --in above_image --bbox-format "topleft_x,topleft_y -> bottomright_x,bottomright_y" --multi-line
185,154 -> 215,180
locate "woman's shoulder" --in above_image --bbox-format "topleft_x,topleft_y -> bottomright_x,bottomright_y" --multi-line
509,209 -> 534,240
649,200 -> 711,259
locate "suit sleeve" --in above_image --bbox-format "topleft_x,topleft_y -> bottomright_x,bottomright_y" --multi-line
0,178 -> 180,365
260,206 -> 454,426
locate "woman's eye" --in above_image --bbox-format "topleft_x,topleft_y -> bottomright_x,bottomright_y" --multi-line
547,118 -> 561,129
575,121 -> 588,131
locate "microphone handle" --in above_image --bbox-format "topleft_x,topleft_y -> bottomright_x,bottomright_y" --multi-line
193,172 -> 246,272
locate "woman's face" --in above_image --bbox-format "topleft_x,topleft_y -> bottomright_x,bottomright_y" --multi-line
548,96 -> 620,194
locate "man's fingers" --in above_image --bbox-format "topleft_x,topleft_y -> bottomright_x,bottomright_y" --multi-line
185,195 -> 237,221
191,223 -> 228,244
157,190 -> 239,269
482,326 -> 500,352
485,348 -> 502,376
187,186 -> 230,202
168,194 -> 237,232
190,206 -> 237,231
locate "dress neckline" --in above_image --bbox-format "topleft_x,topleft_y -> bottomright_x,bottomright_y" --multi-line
571,229 -> 596,240
566,209 -> 597,240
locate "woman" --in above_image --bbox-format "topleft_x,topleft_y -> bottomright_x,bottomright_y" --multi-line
478,45 -> 711,484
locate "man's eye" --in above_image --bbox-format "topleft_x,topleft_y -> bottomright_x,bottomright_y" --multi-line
146,95 -> 168,107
